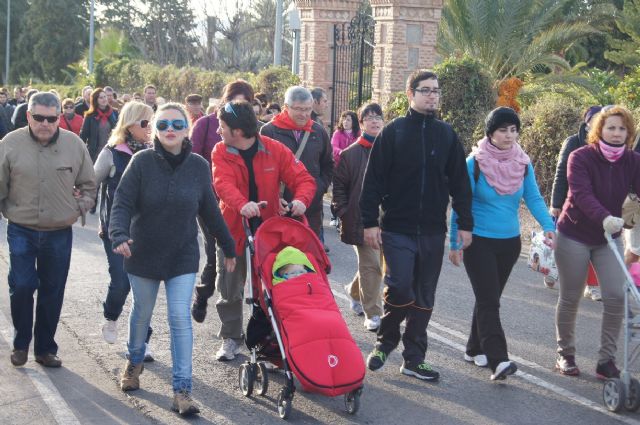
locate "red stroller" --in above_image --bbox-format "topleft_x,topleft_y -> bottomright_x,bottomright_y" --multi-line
239,216 -> 365,419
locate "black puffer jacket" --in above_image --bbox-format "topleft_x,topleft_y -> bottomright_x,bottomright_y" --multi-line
550,123 -> 588,209
360,108 -> 473,235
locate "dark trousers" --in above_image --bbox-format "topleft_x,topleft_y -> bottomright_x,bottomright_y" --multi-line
376,231 -> 445,364
305,207 -> 323,239
463,235 -> 521,371
7,223 -> 72,355
194,216 -> 218,300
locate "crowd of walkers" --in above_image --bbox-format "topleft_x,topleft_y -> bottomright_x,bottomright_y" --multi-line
0,68 -> 634,416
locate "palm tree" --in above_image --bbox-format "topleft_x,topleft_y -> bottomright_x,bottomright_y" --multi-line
437,0 -> 599,84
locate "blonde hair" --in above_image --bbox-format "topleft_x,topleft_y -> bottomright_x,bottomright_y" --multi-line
587,105 -> 636,149
152,102 -> 191,140
107,101 -> 154,147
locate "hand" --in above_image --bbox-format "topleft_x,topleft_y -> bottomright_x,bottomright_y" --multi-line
549,208 -> 561,218
73,188 -> 81,199
290,199 -> 306,216
224,257 -> 236,273
278,198 -> 289,215
603,215 -> 625,234
240,201 -> 267,218
364,227 -> 382,250
625,249 -> 640,266
457,230 -> 472,250
544,231 -> 556,249
449,250 -> 462,267
113,239 -> 133,258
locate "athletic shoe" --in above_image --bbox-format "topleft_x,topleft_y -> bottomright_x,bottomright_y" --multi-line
543,276 -> 556,289
364,315 -> 381,331
555,354 -> 580,376
367,349 -> 388,371
143,343 -> 154,362
330,218 -> 339,227
464,353 -> 488,367
596,359 -> 620,380
172,390 -> 200,416
191,296 -> 208,323
584,286 -> 602,301
216,338 -> 241,361
102,319 -> 118,344
490,361 -> 517,380
400,361 -> 440,381
344,285 -> 364,316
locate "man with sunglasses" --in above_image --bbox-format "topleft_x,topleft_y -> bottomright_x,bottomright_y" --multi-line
261,86 -> 333,240
0,92 -> 97,368
211,100 -> 316,361
360,69 -> 473,382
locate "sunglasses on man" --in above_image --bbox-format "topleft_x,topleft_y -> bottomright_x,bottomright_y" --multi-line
224,102 -> 238,118
155,119 -> 187,131
31,114 -> 59,123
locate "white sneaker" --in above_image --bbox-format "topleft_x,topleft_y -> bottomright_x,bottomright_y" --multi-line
464,353 -> 488,367
344,285 -> 364,316
216,338 -> 241,361
364,315 -> 381,331
143,343 -> 154,362
102,320 -> 118,344
543,276 -> 556,289
330,218 -> 339,227
584,286 -> 602,301
490,361 -> 517,380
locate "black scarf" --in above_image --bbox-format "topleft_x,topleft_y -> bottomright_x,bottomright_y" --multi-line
125,132 -> 148,153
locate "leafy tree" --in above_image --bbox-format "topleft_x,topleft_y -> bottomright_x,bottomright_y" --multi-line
437,0 -> 598,83
14,0 -> 89,82
605,0 -> 640,69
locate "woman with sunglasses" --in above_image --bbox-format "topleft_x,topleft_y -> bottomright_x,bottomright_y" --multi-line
94,101 -> 155,359
58,98 -> 84,136
109,103 -> 236,416
80,88 -> 119,163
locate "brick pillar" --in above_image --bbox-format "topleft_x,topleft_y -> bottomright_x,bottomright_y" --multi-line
370,0 -> 443,106
294,0 -> 360,94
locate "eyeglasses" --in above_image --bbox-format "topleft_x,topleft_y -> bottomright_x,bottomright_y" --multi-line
363,115 -> 383,122
31,114 -> 59,123
413,88 -> 441,96
155,119 -> 187,131
136,119 -> 149,129
289,106 -> 313,113
224,102 -> 238,118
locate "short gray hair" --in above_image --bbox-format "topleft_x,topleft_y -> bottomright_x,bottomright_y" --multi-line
284,86 -> 312,105
28,92 -> 60,112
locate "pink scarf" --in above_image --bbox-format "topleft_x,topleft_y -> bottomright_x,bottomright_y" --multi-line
598,140 -> 625,162
472,137 -> 530,195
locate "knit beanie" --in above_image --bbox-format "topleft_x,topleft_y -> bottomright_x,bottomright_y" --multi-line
583,106 -> 602,124
485,107 -> 521,136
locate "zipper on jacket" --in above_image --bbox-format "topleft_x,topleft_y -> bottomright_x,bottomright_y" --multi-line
418,117 -> 427,235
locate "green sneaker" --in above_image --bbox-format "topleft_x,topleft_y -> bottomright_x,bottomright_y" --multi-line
400,361 -> 440,381
367,349 -> 388,371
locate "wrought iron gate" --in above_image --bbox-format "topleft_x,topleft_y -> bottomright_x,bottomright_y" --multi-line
331,12 -> 375,131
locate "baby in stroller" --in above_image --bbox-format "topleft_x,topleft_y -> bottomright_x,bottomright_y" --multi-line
272,246 -> 316,284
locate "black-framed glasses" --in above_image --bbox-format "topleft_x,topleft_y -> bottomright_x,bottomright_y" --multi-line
138,119 -> 149,129
155,119 -> 187,131
31,114 -> 59,123
413,88 -> 441,96
363,115 -> 383,122
224,102 -> 238,118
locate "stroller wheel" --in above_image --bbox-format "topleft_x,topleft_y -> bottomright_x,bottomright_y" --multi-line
239,363 -> 255,397
255,362 -> 269,396
625,378 -> 640,412
277,388 -> 293,419
603,378 -> 625,412
344,388 -> 362,414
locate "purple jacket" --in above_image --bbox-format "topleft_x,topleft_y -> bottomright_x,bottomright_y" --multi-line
558,144 -> 640,245
331,130 -> 358,165
190,114 -> 222,166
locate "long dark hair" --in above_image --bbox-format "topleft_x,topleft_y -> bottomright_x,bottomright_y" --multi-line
85,88 -> 107,117
336,110 -> 360,136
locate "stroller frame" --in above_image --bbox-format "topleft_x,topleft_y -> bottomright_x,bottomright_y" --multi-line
603,233 -> 640,412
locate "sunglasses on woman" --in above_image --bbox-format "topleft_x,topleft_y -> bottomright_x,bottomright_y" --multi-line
137,119 -> 149,129
155,119 -> 187,131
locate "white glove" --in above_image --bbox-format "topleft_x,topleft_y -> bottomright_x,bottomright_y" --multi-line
603,215 -> 625,234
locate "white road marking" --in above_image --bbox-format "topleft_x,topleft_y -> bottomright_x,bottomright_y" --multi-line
330,283 -> 640,425
0,310 -> 81,425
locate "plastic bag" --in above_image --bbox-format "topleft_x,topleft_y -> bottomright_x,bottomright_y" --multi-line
528,231 -> 558,281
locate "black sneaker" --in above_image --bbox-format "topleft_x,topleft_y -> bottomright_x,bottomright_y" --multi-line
191,296 -> 207,323
596,359 -> 620,380
400,361 -> 440,381
367,349 -> 388,371
490,361 -> 517,381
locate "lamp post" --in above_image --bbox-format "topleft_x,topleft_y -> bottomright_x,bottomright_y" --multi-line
4,0 -> 10,86
274,0 -> 283,66
88,0 -> 95,73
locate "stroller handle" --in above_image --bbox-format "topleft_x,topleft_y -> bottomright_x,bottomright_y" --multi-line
604,232 -> 640,305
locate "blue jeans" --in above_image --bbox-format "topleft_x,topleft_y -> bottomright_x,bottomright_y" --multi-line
7,222 -> 72,355
128,273 -> 196,392
101,235 -> 130,321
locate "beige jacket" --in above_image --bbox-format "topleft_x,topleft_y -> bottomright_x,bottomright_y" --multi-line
0,127 -> 96,230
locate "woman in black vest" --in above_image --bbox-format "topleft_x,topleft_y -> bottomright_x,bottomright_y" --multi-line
81,88 -> 119,163
93,101 -> 154,357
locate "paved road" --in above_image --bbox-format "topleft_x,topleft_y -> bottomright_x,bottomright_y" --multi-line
1,210 -> 639,425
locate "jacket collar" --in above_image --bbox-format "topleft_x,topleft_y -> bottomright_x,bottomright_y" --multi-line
406,107 -> 436,122
223,135 -> 268,157
28,126 -> 60,146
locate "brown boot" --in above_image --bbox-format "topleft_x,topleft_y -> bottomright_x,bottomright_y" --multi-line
120,361 -> 143,391
171,390 -> 200,416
